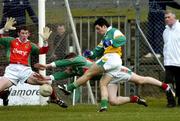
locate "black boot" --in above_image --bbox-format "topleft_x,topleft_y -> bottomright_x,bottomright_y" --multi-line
178,97 -> 180,106
0,90 -> 10,106
166,89 -> 176,108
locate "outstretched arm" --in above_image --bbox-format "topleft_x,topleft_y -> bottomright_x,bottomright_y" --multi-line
33,69 -> 75,81
83,42 -> 104,59
34,55 -> 87,70
53,56 -> 86,68
34,63 -> 50,70
31,26 -> 52,54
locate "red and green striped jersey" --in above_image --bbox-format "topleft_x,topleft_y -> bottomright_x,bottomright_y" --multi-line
0,37 -> 48,66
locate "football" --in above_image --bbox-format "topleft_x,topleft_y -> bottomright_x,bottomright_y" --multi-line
39,84 -> 53,97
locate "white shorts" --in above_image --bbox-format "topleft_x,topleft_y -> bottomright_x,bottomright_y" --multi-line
96,53 -> 122,77
4,64 -> 34,85
110,66 -> 132,84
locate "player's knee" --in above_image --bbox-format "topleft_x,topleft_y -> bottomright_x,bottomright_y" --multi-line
135,76 -> 146,85
85,71 -> 95,79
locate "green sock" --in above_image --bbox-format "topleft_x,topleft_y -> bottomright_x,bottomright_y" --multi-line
67,82 -> 78,92
100,99 -> 108,109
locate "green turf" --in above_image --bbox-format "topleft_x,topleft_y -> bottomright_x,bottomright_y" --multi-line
0,97 -> 180,121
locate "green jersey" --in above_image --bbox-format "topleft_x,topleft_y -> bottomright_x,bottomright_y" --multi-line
51,55 -> 93,80
88,26 -> 126,59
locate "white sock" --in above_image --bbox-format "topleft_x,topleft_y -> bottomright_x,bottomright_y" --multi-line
47,80 -> 52,85
166,85 -> 170,91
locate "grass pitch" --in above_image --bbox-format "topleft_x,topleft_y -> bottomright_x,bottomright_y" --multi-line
0,97 -> 180,121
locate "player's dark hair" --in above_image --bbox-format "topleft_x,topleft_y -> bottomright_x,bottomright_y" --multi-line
64,52 -> 77,59
16,26 -> 29,33
94,17 -> 110,27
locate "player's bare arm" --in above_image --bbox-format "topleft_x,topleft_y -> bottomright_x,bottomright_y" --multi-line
34,63 -> 53,70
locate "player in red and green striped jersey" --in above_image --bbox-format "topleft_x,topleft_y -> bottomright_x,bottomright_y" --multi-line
0,18 -> 52,105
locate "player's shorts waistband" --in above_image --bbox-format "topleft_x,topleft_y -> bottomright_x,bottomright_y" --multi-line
10,62 -> 29,66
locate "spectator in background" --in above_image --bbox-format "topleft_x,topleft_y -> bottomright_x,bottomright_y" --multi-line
0,0 -> 38,37
49,24 -> 68,60
144,0 -> 180,58
163,10 -> 180,107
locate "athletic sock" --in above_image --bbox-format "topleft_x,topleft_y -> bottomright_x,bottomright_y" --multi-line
50,89 -> 57,100
100,99 -> 108,109
130,96 -> 138,103
67,82 -> 78,92
161,83 -> 169,91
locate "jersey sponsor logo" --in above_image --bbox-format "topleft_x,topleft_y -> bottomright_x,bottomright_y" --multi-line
12,48 -> 28,56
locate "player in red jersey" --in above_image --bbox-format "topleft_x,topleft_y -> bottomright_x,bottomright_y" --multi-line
0,18 -> 52,105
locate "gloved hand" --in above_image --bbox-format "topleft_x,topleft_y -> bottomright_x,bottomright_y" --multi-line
83,50 -> 93,57
40,27 -> 52,41
4,17 -> 16,31
103,39 -> 113,48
